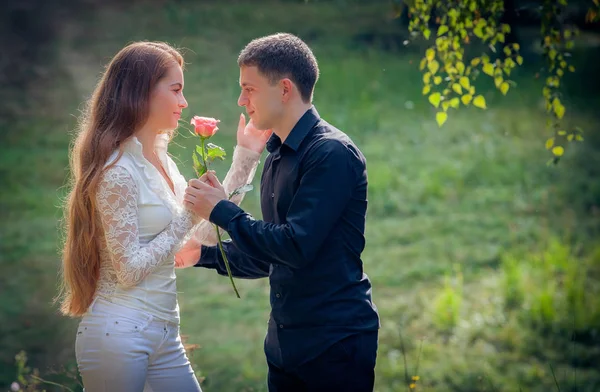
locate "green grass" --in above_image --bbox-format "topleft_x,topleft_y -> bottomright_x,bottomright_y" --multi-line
2,1 -> 600,391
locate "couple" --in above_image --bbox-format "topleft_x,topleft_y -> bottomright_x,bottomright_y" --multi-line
59,33 -> 380,392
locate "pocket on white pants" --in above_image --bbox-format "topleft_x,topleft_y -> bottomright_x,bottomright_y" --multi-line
105,314 -> 153,336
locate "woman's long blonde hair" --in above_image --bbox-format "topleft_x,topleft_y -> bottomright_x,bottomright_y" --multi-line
57,41 -> 184,317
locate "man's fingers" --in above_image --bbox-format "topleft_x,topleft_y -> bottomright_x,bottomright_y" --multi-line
183,193 -> 197,204
188,178 -> 212,190
208,174 -> 225,192
205,171 -> 221,184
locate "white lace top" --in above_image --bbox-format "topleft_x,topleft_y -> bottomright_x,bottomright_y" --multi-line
94,133 -> 260,324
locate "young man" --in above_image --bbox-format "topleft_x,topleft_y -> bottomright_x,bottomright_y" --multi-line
183,33 -> 380,391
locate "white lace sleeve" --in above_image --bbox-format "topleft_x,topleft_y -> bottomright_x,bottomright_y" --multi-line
192,145 -> 260,245
97,165 -> 194,287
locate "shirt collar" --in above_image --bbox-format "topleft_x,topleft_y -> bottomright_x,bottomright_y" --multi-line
121,133 -> 170,161
266,106 -> 320,153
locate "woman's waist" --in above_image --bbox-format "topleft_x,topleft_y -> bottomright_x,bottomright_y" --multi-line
93,291 -> 179,325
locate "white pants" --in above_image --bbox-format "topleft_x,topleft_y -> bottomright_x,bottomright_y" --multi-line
75,298 -> 202,392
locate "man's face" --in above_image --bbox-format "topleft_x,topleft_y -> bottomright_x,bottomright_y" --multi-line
237,66 -> 283,131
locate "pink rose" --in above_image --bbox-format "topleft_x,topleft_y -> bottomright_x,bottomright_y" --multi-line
190,116 -> 220,138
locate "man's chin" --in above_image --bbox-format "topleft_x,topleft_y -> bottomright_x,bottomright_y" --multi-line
255,122 -> 269,132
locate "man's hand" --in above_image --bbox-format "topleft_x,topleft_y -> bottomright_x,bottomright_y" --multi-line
184,172 -> 227,221
236,113 -> 273,154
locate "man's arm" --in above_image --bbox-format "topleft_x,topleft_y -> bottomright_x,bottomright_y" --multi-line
209,140 -> 359,269
194,239 -> 271,279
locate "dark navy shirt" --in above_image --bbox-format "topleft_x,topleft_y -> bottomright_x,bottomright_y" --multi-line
196,106 -> 380,369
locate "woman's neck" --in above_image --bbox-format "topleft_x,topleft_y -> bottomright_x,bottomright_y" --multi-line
134,129 -> 158,159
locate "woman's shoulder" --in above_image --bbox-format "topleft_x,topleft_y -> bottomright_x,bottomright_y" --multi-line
100,150 -> 140,185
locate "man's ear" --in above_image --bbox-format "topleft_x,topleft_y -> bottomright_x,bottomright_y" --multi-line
281,78 -> 294,102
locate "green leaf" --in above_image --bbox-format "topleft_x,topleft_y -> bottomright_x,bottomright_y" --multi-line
505,58 -> 516,68
428,60 -> 440,74
424,28 -> 431,40
500,81 -> 509,95
459,76 -> 470,89
206,143 -> 227,161
422,84 -> 431,95
553,98 -> 565,119
552,146 -> 564,156
516,56 -> 523,65
423,72 -> 431,84
568,65 -> 575,72
545,137 -> 555,149
576,135 -> 584,141
442,101 -> 451,111
461,94 -> 472,105
474,26 -> 484,38
483,63 -> 494,76
426,48 -> 435,62
512,43 -> 520,51
470,58 -> 481,67
438,25 -> 449,36
456,61 -> 465,75
436,111 -> 448,127
473,95 -> 487,109
543,87 -> 551,98
433,76 -> 442,85
429,92 -> 441,108
196,145 -> 206,160
449,97 -> 460,109
192,152 -> 205,176
452,83 -> 463,94
503,46 -> 512,56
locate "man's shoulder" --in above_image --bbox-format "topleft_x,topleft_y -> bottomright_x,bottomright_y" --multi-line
309,119 -> 365,161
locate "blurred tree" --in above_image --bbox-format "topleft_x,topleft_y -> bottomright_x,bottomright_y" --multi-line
395,0 -> 599,163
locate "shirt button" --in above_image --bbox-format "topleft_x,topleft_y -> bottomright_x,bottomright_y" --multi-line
271,193 -> 275,198
276,293 -> 281,298
279,324 -> 284,329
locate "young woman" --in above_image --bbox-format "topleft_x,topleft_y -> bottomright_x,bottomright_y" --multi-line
57,41 -> 270,391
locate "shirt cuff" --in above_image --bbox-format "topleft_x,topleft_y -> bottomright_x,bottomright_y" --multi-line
194,245 -> 217,268
209,199 -> 244,230
234,144 -> 262,161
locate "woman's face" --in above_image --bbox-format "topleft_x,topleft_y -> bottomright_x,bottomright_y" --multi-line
147,63 -> 188,132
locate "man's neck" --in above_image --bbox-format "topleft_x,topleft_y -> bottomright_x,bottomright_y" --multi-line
273,103 -> 312,143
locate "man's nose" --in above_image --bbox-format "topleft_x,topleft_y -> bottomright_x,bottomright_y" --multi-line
237,92 -> 248,107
